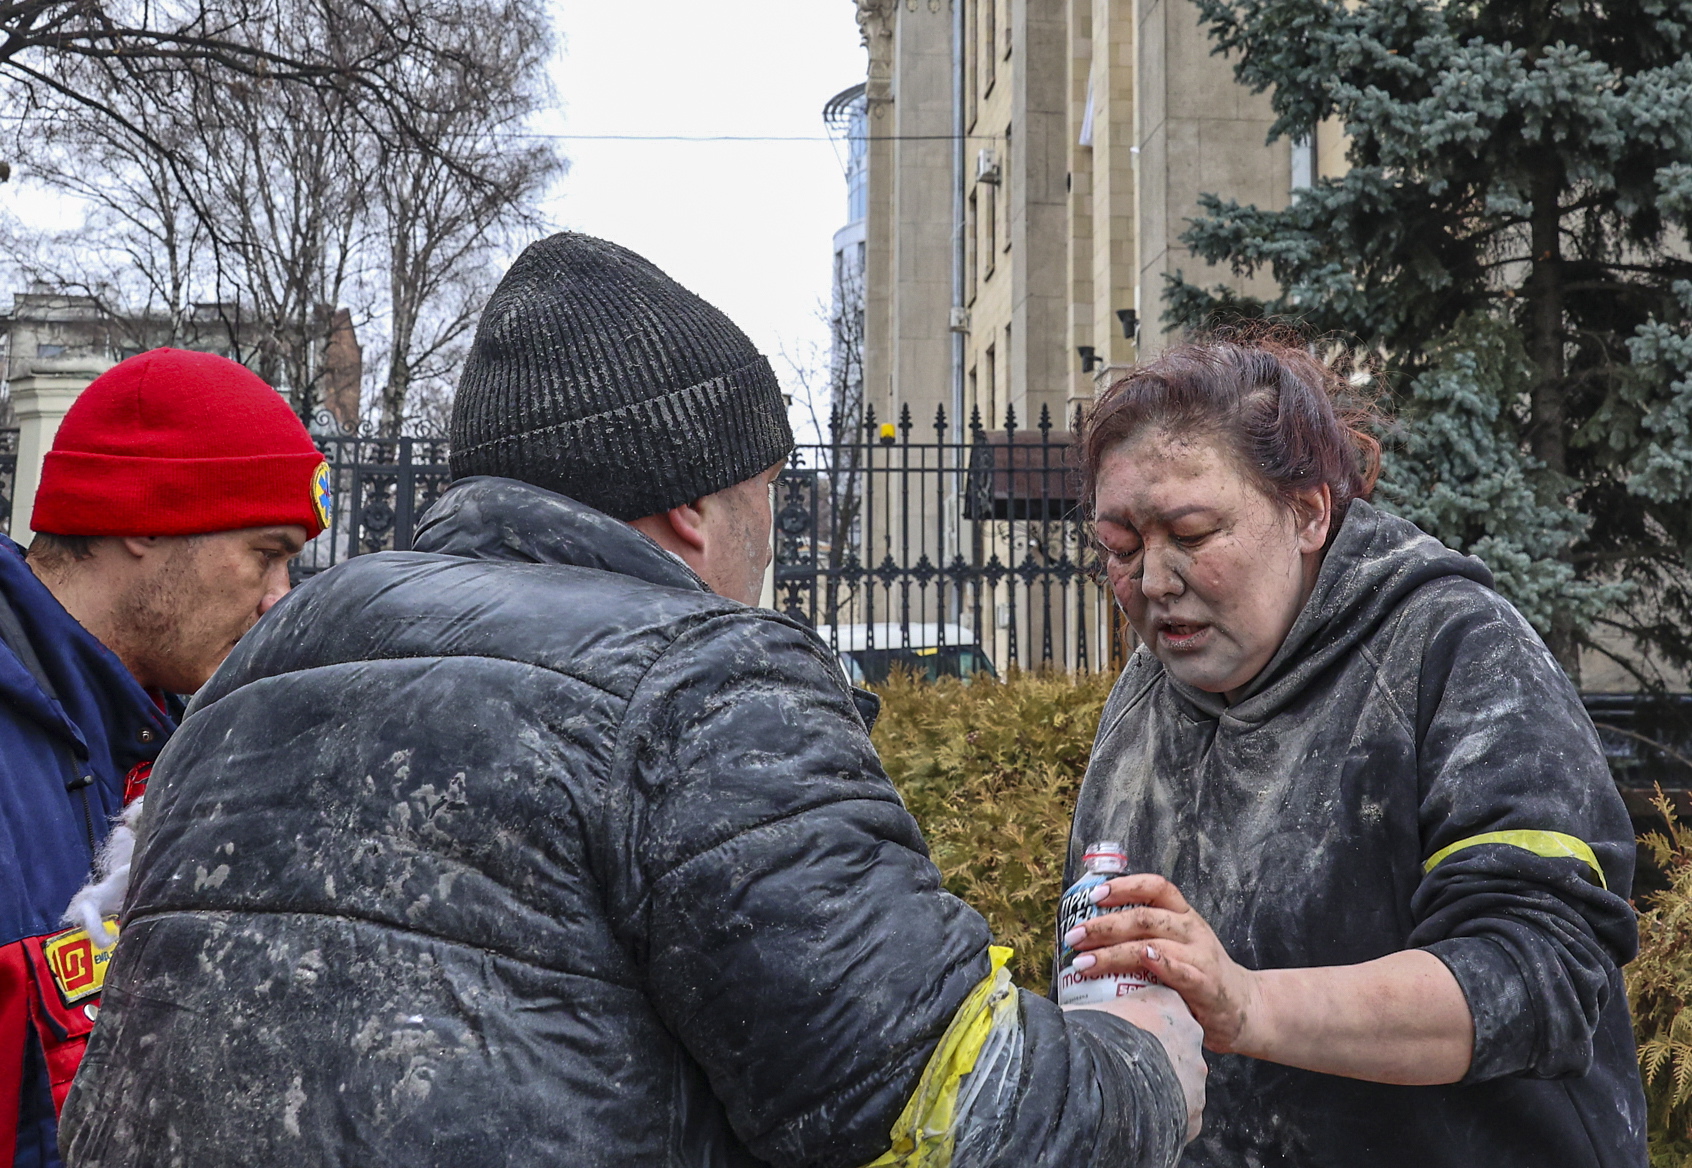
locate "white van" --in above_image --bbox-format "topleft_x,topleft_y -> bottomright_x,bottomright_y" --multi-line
811,623 -> 997,686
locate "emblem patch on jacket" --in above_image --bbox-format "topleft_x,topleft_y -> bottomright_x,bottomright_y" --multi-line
311,461 -> 333,530
42,921 -> 118,1004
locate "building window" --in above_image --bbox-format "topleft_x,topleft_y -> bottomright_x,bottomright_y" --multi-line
983,182 -> 997,277
966,0 -> 979,129
969,364 -> 979,425
1291,135 -> 1314,193
967,190 -> 979,301
1002,125 -> 1013,252
847,155 -> 868,224
983,0 -> 996,94
985,344 -> 998,428
35,343 -> 65,358
1003,0 -> 1012,59
1003,324 -> 1012,419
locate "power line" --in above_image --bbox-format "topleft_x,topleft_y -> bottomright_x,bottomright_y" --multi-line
521,133 -> 1002,142
0,112 -> 1002,143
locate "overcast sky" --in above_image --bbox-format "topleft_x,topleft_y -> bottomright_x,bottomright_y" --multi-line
543,0 -> 867,405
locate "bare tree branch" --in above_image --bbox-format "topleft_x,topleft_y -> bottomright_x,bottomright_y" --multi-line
2,0 -> 561,429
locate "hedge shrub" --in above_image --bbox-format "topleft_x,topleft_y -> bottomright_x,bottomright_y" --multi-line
1632,791 -> 1692,1167
873,669 -> 1691,1159
871,667 -> 1116,990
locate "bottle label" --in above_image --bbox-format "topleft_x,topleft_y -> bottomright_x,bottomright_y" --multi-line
1055,871 -> 1160,1006
1057,964 -> 1159,1004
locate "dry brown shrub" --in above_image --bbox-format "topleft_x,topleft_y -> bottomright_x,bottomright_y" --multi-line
1631,788 -> 1692,1167
871,667 -> 1117,990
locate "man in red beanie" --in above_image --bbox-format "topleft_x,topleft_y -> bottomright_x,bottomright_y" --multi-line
0,347 -> 326,1168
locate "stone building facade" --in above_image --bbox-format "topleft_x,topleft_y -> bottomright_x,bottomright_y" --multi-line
0,291 -> 363,434
845,0 -> 1311,670
0,290 -> 363,539
852,0 -> 1311,435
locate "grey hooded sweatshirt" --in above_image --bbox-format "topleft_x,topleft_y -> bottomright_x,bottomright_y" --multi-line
1064,500 -> 1646,1167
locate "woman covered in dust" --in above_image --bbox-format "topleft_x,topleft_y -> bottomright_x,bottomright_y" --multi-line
1060,336 -> 1646,1167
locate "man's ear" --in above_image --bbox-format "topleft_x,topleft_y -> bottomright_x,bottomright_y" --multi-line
662,501 -> 709,553
627,499 -> 709,559
118,536 -> 166,561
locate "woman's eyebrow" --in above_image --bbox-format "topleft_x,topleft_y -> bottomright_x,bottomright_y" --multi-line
1098,504 -> 1215,527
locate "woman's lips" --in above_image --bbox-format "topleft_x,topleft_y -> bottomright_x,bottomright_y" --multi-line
1156,621 -> 1210,651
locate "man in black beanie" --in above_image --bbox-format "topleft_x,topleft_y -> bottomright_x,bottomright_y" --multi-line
62,234 -> 1203,1168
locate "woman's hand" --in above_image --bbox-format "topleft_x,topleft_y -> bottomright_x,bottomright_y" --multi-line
1065,873 -> 1264,1054
1067,873 -> 1475,1085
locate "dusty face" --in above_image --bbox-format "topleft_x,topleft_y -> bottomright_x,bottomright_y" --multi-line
696,462 -> 783,606
111,526 -> 307,693
1093,431 -> 1329,701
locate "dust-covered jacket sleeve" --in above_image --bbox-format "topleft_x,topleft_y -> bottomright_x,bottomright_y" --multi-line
608,611 -> 1188,1168
1405,582 -> 1638,1082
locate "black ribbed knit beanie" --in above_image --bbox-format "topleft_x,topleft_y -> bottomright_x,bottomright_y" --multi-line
450,233 -> 794,520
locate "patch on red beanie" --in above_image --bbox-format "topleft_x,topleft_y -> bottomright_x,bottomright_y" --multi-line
31,349 -> 329,539
310,460 -> 333,531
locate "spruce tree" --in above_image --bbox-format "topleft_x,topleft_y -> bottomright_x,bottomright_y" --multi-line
1166,0 -> 1692,683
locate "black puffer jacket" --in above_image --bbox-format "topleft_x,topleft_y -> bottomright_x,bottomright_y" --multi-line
62,476 -> 1185,1168
1065,500 -> 1646,1167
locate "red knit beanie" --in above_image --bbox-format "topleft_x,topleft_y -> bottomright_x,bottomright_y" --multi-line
31,348 -> 330,539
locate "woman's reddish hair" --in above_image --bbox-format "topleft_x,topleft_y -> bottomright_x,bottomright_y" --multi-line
1080,331 -> 1384,532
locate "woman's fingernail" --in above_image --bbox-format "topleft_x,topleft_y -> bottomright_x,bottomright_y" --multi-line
1088,884 -> 1110,904
1063,926 -> 1087,946
1072,954 -> 1096,972
1145,945 -> 1161,962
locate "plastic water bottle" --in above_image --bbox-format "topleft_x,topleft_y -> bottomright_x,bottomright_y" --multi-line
1056,840 -> 1159,1006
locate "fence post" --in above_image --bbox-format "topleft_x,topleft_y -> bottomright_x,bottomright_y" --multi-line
8,357 -> 112,544
393,437 -> 415,551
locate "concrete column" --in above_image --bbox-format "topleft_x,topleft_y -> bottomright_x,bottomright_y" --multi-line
888,0 -> 956,429
1090,0 -> 1137,373
8,357 -> 112,544
1009,0 -> 1072,426
1134,0 -> 1289,345
1068,0 -> 1096,416
859,0 -> 897,431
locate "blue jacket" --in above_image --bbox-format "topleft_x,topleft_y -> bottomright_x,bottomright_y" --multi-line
0,536 -> 175,1168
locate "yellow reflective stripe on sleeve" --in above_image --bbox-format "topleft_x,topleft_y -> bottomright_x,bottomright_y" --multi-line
1422,830 -> 1607,889
862,945 -> 1016,1168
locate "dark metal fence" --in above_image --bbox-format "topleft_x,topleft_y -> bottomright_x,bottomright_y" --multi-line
293,430 -> 452,579
773,403 -> 1120,674
3,404 -> 1123,674
290,406 -> 1121,673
